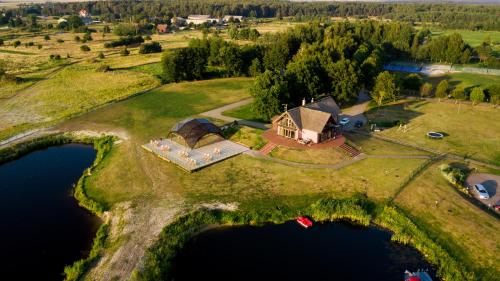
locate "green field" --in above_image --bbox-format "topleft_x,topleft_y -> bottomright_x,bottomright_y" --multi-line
0,62 -> 160,140
222,102 -> 268,123
431,29 -> 500,48
426,72 -> 500,90
366,99 -> 500,165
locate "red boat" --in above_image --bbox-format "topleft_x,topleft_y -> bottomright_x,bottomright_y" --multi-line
404,270 -> 433,281
296,216 -> 313,228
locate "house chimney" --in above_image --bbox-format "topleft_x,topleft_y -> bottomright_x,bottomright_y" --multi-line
311,98 -> 315,103
302,98 -> 306,106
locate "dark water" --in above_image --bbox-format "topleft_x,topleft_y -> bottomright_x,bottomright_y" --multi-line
172,222 -> 437,281
0,144 -> 101,281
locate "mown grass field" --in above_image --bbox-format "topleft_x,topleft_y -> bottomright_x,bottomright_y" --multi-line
431,29 -> 500,48
366,99 -> 500,165
0,62 -> 160,140
395,161 -> 500,280
269,146 -> 349,165
425,72 -> 500,90
222,103 -> 267,123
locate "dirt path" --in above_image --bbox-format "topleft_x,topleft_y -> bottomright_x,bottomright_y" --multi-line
200,98 -> 269,130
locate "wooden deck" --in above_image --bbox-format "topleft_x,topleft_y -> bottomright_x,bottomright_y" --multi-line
142,139 -> 249,172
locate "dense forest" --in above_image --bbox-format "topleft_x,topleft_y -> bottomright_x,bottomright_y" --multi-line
6,0 -> 500,31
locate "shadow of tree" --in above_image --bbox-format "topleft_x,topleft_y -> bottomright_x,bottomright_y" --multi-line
364,100 -> 425,128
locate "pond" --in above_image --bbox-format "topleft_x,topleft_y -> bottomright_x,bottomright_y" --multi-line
0,144 -> 101,280
172,221 -> 437,281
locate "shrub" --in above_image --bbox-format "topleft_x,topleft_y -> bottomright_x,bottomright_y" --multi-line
44,35 -> 50,41
138,41 -> 162,54
0,39 -> 3,46
49,54 -> 61,60
74,35 -> 81,42
80,45 -> 91,52
469,87 -> 484,105
83,32 -> 93,41
104,36 -> 144,48
95,64 -> 111,72
37,44 -> 42,49
97,52 -> 105,59
439,164 -> 469,194
57,38 -> 64,43
120,48 -> 130,56
13,40 -> 21,48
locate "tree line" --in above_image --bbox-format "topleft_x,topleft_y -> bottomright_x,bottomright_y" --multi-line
10,0 -> 500,31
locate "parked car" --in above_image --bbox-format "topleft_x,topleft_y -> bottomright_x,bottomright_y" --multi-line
474,184 -> 490,199
354,120 -> 363,128
493,202 -> 500,211
339,117 -> 350,126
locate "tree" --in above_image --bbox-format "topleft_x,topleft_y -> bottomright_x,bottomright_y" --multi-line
219,44 -> 244,76
372,71 -> 399,107
325,59 -> 360,104
0,39 -> 3,46
120,48 -> 130,56
139,42 -> 162,54
285,55 -> 329,103
402,73 -> 422,92
420,82 -> 433,98
435,80 -> 449,101
161,47 -> 208,82
250,70 -> 289,121
67,15 -> 84,30
98,52 -> 105,59
44,35 -> 50,41
13,40 -> 21,48
451,86 -> 465,101
249,58 -> 262,77
80,45 -> 91,52
469,87 -> 484,105
486,84 -> 500,106
74,36 -> 81,42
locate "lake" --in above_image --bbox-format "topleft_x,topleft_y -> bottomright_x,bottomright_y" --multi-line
0,144 -> 101,281
171,221 -> 436,281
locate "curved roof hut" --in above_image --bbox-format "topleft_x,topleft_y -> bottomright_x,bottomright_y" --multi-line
168,118 -> 224,149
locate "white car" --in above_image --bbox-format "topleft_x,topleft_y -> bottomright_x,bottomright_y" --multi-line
339,117 -> 350,126
474,184 -> 490,199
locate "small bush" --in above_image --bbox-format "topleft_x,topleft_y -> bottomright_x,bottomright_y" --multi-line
95,64 -> 111,72
120,48 -> 130,56
44,35 -> 50,41
138,41 -> 162,54
97,52 -> 105,59
80,45 -> 91,52
57,39 -> 64,43
74,35 -> 81,42
13,40 -> 21,48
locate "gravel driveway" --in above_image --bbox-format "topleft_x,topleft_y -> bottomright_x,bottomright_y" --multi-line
466,173 -> 500,208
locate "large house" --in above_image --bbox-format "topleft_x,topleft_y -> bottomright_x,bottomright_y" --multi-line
186,15 -> 219,25
272,97 -> 341,144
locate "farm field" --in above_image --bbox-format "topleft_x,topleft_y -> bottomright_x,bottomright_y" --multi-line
431,28 -> 500,48
366,99 -> 500,166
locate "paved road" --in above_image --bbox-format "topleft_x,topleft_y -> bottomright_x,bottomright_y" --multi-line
340,91 -> 370,132
466,173 -> 500,208
200,98 -> 270,130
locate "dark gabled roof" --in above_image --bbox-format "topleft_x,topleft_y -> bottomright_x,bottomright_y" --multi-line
170,118 -> 222,148
274,97 -> 341,133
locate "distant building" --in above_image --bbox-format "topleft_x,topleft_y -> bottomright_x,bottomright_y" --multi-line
223,15 -> 243,23
157,24 -> 168,33
172,17 -> 186,26
79,9 -> 90,18
186,15 -> 219,25
272,97 -> 342,144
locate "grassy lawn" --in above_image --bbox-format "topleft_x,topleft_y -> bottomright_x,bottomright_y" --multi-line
0,62 -> 160,140
394,161 -> 500,280
431,29 -> 500,48
345,133 -> 431,156
366,99 -> 500,165
425,72 -> 500,90
269,146 -> 349,165
222,103 -> 267,123
224,125 -> 267,150
61,77 -> 254,142
182,155 -> 426,204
